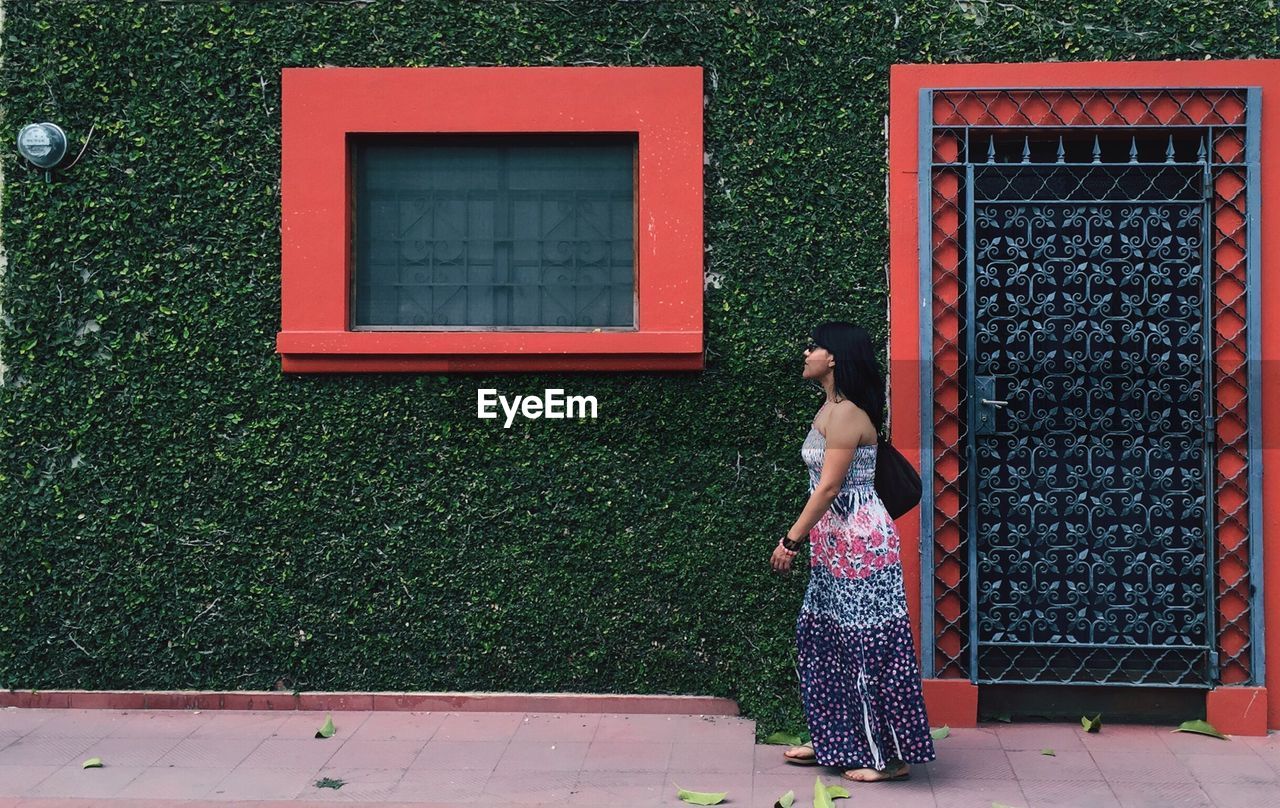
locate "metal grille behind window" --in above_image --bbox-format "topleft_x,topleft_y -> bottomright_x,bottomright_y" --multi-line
353,134 -> 636,329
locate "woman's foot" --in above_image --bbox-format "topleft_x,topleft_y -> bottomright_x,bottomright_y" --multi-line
841,762 -> 910,782
782,744 -> 818,765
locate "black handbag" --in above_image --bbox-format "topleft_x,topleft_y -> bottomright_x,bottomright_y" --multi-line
875,439 -> 922,519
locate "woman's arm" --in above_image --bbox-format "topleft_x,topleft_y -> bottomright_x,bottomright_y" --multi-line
786,410 -> 861,540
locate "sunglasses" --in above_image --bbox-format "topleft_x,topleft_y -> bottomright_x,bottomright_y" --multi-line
805,340 -> 824,353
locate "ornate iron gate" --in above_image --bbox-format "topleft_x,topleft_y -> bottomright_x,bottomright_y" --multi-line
919,89 -> 1263,688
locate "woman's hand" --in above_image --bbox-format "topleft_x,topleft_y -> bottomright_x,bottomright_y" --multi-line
771,543 -> 798,574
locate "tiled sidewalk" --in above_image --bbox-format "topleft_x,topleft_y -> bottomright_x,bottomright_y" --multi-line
0,707 -> 1277,807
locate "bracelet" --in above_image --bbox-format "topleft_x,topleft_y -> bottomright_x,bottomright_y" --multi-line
780,535 -> 806,553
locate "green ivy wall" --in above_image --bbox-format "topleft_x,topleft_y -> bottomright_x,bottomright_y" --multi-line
1,0 -> 1276,734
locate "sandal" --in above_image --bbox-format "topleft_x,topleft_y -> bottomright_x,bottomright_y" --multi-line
782,744 -> 818,766
841,762 -> 910,782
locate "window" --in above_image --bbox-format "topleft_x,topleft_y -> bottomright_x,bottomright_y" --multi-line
352,134 -> 636,330
277,67 -> 703,373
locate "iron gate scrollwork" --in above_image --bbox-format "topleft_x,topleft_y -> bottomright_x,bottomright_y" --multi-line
970,144 -> 1210,685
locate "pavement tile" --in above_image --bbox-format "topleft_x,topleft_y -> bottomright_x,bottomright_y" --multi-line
323,739 -> 424,771
1161,729 -> 1261,757
304,767 -> 404,802
0,710 -> 52,737
510,713 -> 600,743
495,740 -> 589,772
482,771 -> 579,804
153,737 -> 261,769
348,712 -> 446,742
1107,779 -> 1215,807
409,739 -> 509,771
1007,749 -> 1104,781
929,778 -> 1027,808
565,770 -> 669,807
753,744 -> 818,776
432,712 -> 525,742
206,766 -> 313,800
270,712 -> 371,741
594,713 -> 692,742
68,737 -> 181,768
21,712 -> 125,739
749,774 -> 816,808
1093,749 -> 1198,783
25,764 -> 147,799
922,746 -> 1014,780
581,739 -> 671,772
391,769 -> 491,801
668,716 -> 758,744
1076,725 -> 1169,753
0,738 -> 100,767
939,727 -> 1002,748
0,765 -> 61,796
996,723 -> 1089,752
802,778 -> 936,808
100,712 -> 206,739
669,739 -> 756,774
186,712 -> 288,739
113,765 -> 228,800
1018,778 -> 1122,808
1250,737 -> 1280,775
237,738 -> 341,770
1197,780 -> 1280,808
1181,751 -> 1278,785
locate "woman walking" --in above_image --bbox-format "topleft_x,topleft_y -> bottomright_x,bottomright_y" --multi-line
770,322 -> 936,782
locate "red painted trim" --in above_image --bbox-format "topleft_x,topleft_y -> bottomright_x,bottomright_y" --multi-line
0,690 -> 739,715
921,678 -> 979,728
278,67 -> 704,372
889,60 -> 1280,728
1206,686 -> 1268,736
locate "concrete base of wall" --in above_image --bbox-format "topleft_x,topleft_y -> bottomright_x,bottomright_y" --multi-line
0,690 -> 740,715
1206,686 -> 1269,736
922,678 -> 979,727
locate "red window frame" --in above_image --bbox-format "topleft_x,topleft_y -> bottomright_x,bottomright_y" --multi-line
277,67 -> 704,372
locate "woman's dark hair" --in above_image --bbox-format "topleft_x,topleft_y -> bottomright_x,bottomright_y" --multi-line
811,321 -> 886,432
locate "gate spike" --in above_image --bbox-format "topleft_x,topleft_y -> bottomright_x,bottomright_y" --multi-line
1166,135 -> 1176,163
1021,136 -> 1031,163
987,136 -> 996,164
1056,136 -> 1065,164
1196,137 -> 1206,163
1129,136 -> 1138,164
1092,135 -> 1101,164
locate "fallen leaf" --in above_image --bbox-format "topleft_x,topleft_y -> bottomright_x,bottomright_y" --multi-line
814,776 -> 834,808
764,731 -> 804,746
994,713 -> 1012,723
1041,748 -> 1056,756
315,714 -> 335,739
675,784 -> 727,805
1173,719 -> 1228,740
993,803 -> 1020,808
314,777 -> 345,790
773,789 -> 795,808
81,758 -> 103,769
931,725 -> 950,740
1081,714 -> 1102,733
825,783 -> 851,799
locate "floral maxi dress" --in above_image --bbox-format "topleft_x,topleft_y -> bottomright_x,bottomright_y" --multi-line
796,427 -> 937,769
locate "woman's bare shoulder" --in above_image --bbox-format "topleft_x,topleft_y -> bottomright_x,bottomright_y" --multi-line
830,400 -> 876,445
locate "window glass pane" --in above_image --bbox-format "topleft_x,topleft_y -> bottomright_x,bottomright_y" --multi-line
353,135 -> 636,328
